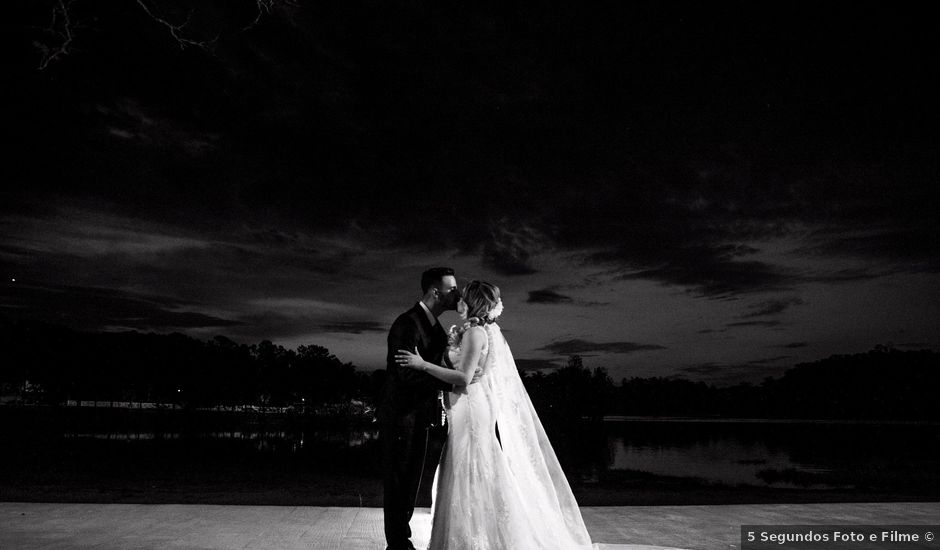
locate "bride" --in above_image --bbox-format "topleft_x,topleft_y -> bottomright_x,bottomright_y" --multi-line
395,280 -> 594,550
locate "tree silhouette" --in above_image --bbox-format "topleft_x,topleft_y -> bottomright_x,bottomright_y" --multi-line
0,318 -> 372,411
2,318 -> 938,422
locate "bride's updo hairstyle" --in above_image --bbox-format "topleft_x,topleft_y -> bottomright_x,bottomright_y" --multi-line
462,280 -> 501,325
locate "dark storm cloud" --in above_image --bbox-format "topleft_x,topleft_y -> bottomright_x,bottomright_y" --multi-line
12,1 -> 939,299
538,339 -> 666,355
222,306 -> 379,344
776,342 -> 809,349
0,207 -> 383,343
678,363 -> 725,376
596,243 -> 794,298
676,361 -> 791,386
618,257 -> 791,297
897,342 -> 935,349
316,321 -> 386,334
482,244 -> 536,276
515,358 -> 561,371
0,284 -> 242,330
0,207 -> 364,298
214,240 -> 358,277
800,268 -> 888,285
569,159 -> 936,297
7,1 -> 940,378
725,320 -> 782,328
527,289 -> 573,304
742,297 -> 805,318
796,222 -> 940,275
480,226 -> 542,276
746,355 -> 791,365
0,245 -> 37,258
527,287 -> 609,307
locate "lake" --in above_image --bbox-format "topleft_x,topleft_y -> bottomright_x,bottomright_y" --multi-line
3,407 -> 939,504
600,417 -> 940,489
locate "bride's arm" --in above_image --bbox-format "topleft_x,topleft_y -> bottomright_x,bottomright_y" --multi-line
396,327 -> 485,387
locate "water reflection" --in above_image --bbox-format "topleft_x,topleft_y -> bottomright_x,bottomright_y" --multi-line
14,412 -> 940,492
62,427 -> 381,452
610,438 -> 834,488
600,418 -> 940,490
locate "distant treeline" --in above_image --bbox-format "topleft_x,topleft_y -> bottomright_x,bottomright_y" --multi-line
1,320 -> 938,421
0,319 -> 379,408
522,347 -> 940,423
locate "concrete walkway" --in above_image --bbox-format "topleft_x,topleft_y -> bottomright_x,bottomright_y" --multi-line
1,502 -> 937,550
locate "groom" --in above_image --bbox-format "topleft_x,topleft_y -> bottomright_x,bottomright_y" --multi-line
378,267 -> 462,550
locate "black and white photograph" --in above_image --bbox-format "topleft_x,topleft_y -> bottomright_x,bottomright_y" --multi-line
3,1 -> 939,549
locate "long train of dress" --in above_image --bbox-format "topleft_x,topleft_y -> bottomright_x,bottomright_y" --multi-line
412,506 -> 681,549
423,323 -> 676,550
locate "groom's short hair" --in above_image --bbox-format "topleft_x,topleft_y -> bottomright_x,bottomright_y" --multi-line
421,267 -> 455,293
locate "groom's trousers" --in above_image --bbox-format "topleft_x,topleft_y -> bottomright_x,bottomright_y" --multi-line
381,412 -> 434,550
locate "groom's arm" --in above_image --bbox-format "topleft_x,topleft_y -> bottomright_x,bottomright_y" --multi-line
444,350 -> 484,386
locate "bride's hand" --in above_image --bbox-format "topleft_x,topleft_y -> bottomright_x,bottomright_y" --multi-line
395,346 -> 425,371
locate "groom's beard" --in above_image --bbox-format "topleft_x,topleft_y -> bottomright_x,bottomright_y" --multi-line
440,293 -> 458,311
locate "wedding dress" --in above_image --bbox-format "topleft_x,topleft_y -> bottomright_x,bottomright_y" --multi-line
426,322 -> 594,550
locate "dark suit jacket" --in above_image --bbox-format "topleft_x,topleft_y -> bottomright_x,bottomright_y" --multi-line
377,303 -> 452,425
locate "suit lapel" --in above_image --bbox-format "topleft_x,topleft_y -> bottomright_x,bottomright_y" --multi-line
411,303 -> 433,345
412,303 -> 448,356
433,320 -> 447,345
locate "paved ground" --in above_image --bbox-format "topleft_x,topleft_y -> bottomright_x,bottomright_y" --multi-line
1,502 -> 937,550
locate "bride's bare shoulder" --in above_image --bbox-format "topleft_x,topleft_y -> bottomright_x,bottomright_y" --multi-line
463,325 -> 487,346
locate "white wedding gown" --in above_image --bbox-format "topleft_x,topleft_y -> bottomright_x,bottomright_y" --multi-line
426,322 -> 596,550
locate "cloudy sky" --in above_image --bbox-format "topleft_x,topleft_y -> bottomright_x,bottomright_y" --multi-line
4,1 -> 939,385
